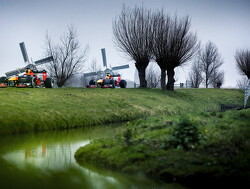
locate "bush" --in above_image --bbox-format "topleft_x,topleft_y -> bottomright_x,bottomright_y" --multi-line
168,116 -> 201,150
123,129 -> 132,146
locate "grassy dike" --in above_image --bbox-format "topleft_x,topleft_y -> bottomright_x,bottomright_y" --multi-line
73,88 -> 250,187
0,87 -> 243,135
0,87 -> 168,135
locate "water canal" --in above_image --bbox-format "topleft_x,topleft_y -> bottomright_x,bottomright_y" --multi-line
0,125 -> 185,189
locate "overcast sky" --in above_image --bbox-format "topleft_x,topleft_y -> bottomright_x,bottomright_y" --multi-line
0,0 -> 250,87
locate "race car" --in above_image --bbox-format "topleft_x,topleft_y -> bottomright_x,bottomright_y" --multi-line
1,68 -> 54,88
87,73 -> 127,88
0,77 -> 8,88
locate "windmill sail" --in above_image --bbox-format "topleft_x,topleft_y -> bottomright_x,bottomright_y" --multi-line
83,48 -> 129,80
4,42 -> 53,77
101,48 -> 107,68
34,56 -> 53,65
5,64 -> 36,77
112,64 -> 129,70
19,42 -> 29,63
84,72 -> 98,77
5,70 -> 22,77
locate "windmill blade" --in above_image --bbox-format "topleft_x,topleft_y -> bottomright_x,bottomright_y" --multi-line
34,56 -> 53,65
25,64 -> 37,69
84,72 -> 98,77
5,64 -> 37,77
111,64 -> 129,71
101,48 -> 107,68
19,42 -> 29,64
5,69 -> 22,77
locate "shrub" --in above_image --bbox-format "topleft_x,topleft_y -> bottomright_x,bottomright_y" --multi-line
168,116 -> 201,150
123,129 -> 132,146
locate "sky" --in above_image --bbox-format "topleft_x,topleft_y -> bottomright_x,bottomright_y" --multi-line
0,0 -> 250,88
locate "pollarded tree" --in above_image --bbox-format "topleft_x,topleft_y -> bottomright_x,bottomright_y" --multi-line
167,16 -> 198,91
152,11 -> 198,90
199,41 -> 223,88
113,5 -> 154,88
235,48 -> 250,79
151,10 -> 171,90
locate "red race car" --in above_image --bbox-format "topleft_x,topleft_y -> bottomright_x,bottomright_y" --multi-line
87,73 -> 127,88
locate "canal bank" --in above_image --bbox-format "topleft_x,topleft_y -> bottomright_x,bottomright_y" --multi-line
75,107 -> 250,188
1,88 -> 249,188
0,125 -> 184,189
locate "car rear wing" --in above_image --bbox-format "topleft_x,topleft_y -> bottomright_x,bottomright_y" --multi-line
110,74 -> 121,82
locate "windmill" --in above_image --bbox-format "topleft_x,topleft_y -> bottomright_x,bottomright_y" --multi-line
83,48 -> 129,79
5,42 -> 53,77
0,42 -> 54,88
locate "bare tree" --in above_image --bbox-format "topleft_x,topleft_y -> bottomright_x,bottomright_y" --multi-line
113,5 -> 154,88
45,25 -> 88,87
80,59 -> 101,87
235,48 -> 250,79
151,10 -> 171,90
167,16 -> 198,91
152,11 -> 198,90
211,70 -> 224,88
188,59 -> 202,88
236,76 -> 249,89
199,41 -> 223,88
146,63 -> 161,88
88,59 -> 101,73
80,74 -> 88,87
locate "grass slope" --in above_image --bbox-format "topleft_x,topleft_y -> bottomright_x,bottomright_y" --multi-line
1,87 -> 249,186
73,88 -> 250,187
0,87 -> 244,135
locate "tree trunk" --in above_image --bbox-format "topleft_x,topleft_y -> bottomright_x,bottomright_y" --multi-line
205,79 -> 208,88
161,69 -> 167,90
57,80 -> 64,88
136,63 -> 148,88
57,77 -> 66,87
166,69 -> 175,91
205,73 -> 209,88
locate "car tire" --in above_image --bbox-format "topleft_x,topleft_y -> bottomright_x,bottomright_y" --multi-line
45,78 -> 54,88
0,77 -> 8,86
109,79 -> 115,88
120,80 -> 127,88
89,80 -> 96,85
103,79 -> 109,85
31,77 -> 36,88
0,77 -> 7,83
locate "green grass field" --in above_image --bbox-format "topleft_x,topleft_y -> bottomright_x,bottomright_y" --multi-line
67,88 -> 250,187
1,87 -> 250,186
0,87 -> 246,135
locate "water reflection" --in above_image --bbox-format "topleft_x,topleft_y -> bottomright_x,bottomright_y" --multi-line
24,144 -> 46,158
2,141 -> 89,171
0,126 -> 185,189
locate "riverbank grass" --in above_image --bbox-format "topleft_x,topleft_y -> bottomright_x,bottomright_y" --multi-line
74,88 -> 250,186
